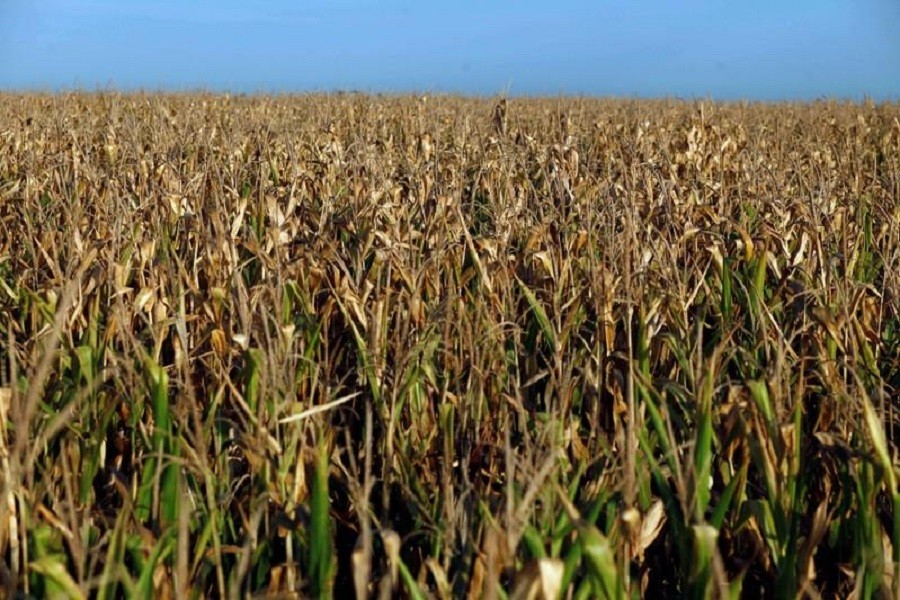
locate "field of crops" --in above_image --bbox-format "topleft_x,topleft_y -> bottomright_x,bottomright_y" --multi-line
0,93 -> 898,598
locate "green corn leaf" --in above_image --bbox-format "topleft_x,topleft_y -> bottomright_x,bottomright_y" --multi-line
516,276 -> 557,353
690,524 -> 718,596
522,525 -> 547,559
579,524 -> 619,600
862,394 -> 897,492
694,402 -> 713,517
29,555 -> 86,600
244,348 -> 263,413
397,555 -> 426,600
136,529 -> 176,599
747,379 -> 773,424
136,359 -> 170,523
710,465 -> 745,530
310,438 -> 334,598
721,256 -> 733,330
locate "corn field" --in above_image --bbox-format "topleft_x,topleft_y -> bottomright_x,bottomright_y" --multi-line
0,92 -> 899,598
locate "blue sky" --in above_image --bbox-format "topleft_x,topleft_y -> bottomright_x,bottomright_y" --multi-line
1,1 -> 898,100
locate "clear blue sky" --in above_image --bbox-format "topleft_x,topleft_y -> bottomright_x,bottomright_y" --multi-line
2,0 -> 898,100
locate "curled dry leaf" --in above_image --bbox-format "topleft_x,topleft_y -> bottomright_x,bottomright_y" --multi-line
510,558 -> 564,600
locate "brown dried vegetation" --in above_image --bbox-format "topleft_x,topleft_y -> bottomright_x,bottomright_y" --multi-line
0,92 -> 899,598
